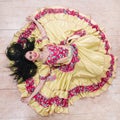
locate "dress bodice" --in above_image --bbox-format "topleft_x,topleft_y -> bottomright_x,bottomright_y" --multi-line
44,43 -> 79,72
45,44 -> 69,65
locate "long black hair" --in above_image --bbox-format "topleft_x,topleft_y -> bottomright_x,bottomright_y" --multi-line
6,37 -> 37,84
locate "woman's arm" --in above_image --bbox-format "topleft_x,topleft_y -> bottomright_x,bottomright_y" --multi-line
26,16 -> 47,39
21,73 -> 56,104
56,57 -> 69,64
29,80 -> 45,100
33,19 -> 47,38
21,79 -> 46,104
66,29 -> 86,44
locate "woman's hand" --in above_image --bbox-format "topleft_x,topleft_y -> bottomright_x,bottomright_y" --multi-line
47,75 -> 56,81
21,97 -> 31,105
26,15 -> 35,22
66,35 -> 80,44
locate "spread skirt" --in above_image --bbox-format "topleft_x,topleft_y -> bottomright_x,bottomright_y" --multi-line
11,6 -> 117,116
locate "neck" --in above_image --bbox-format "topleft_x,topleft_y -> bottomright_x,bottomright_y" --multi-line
36,51 -> 43,62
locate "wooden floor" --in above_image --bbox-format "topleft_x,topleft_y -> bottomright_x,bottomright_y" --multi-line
0,0 -> 120,120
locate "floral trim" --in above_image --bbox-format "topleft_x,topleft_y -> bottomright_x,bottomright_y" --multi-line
73,29 -> 86,37
25,78 -> 68,107
17,22 -> 36,43
18,7 -> 115,108
34,8 -> 111,52
68,54 -> 114,98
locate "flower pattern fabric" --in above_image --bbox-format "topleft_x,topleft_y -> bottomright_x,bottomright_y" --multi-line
45,44 -> 69,66
45,44 -> 79,72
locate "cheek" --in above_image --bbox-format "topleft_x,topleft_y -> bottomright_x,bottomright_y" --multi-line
25,54 -> 31,61
26,56 -> 30,61
25,54 -> 28,59
28,57 -> 33,61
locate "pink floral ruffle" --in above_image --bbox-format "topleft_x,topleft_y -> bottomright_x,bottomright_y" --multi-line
26,78 -> 68,107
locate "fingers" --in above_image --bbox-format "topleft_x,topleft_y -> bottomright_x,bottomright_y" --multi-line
21,97 -> 27,103
20,97 -> 31,106
26,16 -> 32,22
21,97 -> 25,102
26,15 -> 35,22
47,75 -> 56,81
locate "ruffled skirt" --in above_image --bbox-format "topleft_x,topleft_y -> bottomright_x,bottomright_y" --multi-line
12,6 -> 117,116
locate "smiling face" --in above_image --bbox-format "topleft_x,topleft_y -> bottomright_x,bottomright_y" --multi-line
25,51 -> 39,62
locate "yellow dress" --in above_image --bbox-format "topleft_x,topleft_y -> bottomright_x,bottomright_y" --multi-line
11,7 -> 117,116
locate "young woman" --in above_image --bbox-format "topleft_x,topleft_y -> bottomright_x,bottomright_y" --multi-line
6,7 -> 116,116
6,16 -> 82,104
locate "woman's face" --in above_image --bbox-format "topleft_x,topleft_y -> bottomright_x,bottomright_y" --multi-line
25,51 -> 39,61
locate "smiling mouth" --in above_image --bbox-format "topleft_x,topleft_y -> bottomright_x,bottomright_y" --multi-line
34,52 -> 37,57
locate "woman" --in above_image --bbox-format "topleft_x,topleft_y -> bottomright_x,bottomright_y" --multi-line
6,7 -> 116,116
7,16 -> 82,103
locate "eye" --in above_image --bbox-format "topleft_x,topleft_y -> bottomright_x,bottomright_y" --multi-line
29,51 -> 32,54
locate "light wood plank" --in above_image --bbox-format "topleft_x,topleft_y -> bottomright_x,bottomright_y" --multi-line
0,53 -> 10,68
0,12 -> 119,35
0,70 -> 17,89
0,90 -> 120,120
0,30 -> 17,53
0,0 -> 120,35
0,90 -> 40,119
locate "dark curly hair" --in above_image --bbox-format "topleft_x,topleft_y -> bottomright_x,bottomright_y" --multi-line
6,37 -> 37,84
